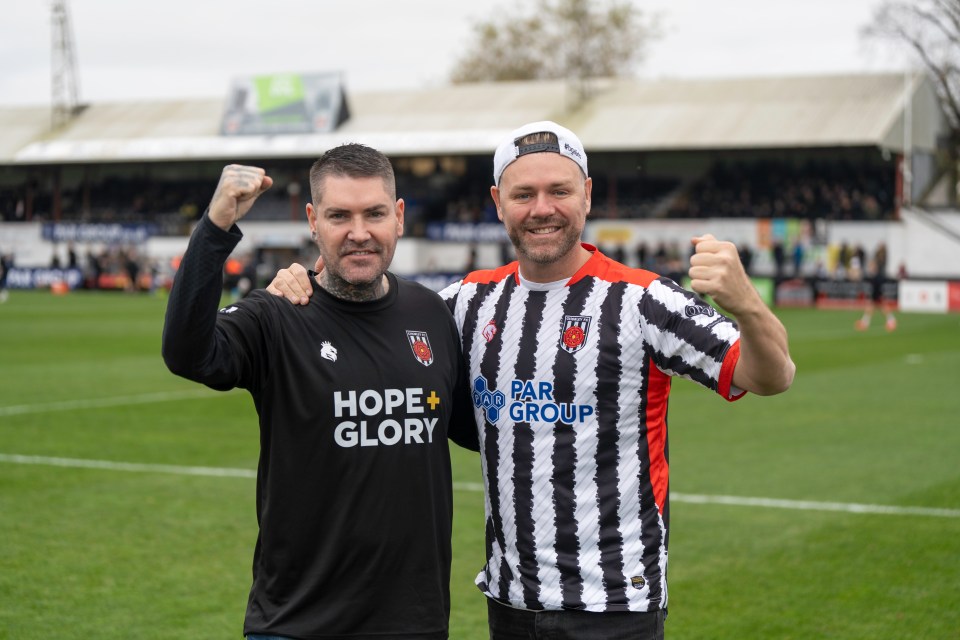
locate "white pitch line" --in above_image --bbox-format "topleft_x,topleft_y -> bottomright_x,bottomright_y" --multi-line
1,453 -> 958,519
0,389 -> 223,417
671,492 -> 960,519
0,453 -> 256,478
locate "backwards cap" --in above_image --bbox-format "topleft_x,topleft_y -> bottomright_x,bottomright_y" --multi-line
493,120 -> 588,185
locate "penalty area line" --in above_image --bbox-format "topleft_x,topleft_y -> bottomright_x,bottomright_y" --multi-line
0,453 -> 957,519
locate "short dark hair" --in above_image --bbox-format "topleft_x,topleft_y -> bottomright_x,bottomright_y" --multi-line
309,143 -> 396,204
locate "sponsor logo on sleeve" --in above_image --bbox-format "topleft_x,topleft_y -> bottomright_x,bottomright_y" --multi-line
684,303 -> 716,318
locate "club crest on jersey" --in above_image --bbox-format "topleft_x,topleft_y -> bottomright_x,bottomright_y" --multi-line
559,315 -> 591,354
406,330 -> 434,366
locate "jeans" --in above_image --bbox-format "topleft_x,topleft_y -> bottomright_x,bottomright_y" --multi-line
487,598 -> 665,640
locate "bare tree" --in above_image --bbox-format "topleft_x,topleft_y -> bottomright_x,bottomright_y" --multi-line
451,0 -> 659,99
863,0 -> 960,202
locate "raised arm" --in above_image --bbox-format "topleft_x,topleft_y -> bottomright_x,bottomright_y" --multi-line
688,234 -> 796,396
161,165 -> 272,385
206,164 -> 274,231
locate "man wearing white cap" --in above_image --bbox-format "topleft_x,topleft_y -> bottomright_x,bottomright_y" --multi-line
268,121 -> 796,639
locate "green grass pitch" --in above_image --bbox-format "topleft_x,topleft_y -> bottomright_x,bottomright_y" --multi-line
0,290 -> 958,638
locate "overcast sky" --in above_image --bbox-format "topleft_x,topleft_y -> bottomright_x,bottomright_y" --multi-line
0,0 -> 909,108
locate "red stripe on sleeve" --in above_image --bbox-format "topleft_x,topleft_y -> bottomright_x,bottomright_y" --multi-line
718,339 -> 746,402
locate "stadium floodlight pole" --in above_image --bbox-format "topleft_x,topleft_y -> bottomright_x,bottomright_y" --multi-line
51,0 -> 81,131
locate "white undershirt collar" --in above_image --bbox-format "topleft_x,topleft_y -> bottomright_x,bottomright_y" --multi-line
517,270 -> 569,291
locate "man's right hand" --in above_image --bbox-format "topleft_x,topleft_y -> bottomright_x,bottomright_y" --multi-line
208,165 -> 273,231
266,257 -> 323,305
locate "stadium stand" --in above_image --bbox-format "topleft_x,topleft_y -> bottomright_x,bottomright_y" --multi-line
0,73 -> 943,222
665,156 -> 895,220
1,71 -> 959,290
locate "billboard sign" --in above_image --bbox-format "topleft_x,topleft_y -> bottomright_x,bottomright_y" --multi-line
220,72 -> 349,136
899,280 -> 949,312
42,223 -> 157,244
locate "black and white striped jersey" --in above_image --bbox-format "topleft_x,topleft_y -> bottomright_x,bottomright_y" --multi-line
439,244 -> 743,613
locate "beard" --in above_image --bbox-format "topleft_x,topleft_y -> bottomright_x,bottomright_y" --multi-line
507,218 -> 582,266
317,240 -> 395,302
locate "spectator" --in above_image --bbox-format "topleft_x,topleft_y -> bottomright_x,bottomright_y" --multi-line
738,243 -> 755,275
0,252 -> 11,303
791,242 -> 804,277
772,240 -> 786,282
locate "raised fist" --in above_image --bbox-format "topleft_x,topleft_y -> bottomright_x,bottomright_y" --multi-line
207,164 -> 273,230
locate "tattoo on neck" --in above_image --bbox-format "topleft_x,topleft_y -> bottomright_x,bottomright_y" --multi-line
319,272 -> 388,302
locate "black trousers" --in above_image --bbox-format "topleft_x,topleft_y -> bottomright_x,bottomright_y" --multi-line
487,598 -> 666,640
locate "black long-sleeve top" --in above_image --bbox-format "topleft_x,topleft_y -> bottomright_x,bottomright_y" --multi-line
162,215 -> 477,639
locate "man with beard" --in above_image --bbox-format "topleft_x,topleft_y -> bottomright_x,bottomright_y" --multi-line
162,143 -> 476,639
268,122 -> 795,639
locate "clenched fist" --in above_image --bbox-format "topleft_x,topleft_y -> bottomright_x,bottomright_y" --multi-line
687,234 -> 760,316
208,165 -> 274,231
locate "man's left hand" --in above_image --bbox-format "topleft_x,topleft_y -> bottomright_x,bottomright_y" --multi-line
687,234 -> 759,316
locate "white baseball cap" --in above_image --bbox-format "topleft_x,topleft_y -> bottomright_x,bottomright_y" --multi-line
493,120 -> 588,185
